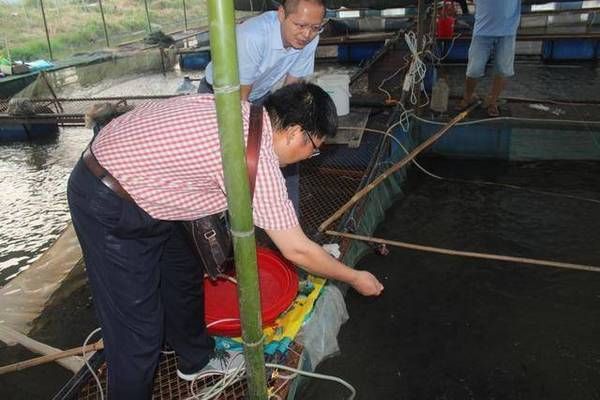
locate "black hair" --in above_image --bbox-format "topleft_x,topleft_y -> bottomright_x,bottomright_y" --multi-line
281,0 -> 325,16
264,82 -> 337,140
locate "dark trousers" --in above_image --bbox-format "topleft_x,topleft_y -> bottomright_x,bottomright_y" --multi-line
456,0 -> 469,14
67,159 -> 214,399
198,77 -> 301,215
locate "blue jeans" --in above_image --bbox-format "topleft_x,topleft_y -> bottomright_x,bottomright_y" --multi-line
466,35 -> 516,78
68,159 -> 213,399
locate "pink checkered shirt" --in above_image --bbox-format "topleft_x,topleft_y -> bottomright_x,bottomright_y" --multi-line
92,94 -> 298,230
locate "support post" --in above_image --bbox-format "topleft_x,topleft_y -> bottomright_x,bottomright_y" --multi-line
183,0 -> 189,32
39,0 -> 53,60
98,0 -> 110,47
415,0 -> 427,115
144,0 -> 152,32
207,1 -> 268,399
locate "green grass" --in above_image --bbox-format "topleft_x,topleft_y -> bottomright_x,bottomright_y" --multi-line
0,0 -> 208,61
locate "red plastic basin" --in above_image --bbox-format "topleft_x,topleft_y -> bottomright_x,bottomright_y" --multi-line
204,247 -> 298,337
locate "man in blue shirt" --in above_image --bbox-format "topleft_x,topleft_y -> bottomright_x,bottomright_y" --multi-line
202,0 -> 326,214
203,0 -> 325,103
459,0 -> 521,116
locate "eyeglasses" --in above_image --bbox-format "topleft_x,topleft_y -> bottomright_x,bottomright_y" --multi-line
305,133 -> 321,158
290,20 -> 325,35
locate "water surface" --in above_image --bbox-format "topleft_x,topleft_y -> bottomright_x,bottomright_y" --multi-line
300,157 -> 600,400
0,72 -> 184,285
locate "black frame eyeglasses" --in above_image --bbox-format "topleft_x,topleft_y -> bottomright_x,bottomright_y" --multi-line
305,133 -> 321,158
291,20 -> 325,36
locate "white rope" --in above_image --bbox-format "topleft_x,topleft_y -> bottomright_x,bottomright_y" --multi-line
82,328 -> 104,400
265,363 -> 356,400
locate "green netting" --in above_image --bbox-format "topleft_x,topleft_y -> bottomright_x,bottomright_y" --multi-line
342,128 -> 415,268
12,48 -> 177,101
298,120 -> 416,367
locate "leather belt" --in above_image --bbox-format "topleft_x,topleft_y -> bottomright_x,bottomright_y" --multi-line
82,148 -> 134,202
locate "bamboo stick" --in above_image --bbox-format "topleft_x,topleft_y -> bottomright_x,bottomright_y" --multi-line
207,0 -> 267,398
318,101 -> 480,232
0,340 -> 104,376
326,231 -> 600,274
0,324 -> 87,374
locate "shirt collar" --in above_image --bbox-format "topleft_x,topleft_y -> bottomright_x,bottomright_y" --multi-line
271,15 -> 299,52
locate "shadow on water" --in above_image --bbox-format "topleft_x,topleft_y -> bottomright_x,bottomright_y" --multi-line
299,157 -> 600,400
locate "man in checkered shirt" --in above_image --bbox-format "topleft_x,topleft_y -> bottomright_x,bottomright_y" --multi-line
67,82 -> 383,399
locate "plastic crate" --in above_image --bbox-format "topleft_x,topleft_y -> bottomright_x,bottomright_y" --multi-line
337,43 -> 384,63
542,39 -> 599,61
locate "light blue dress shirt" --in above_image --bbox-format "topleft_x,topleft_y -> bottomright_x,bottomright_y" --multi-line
205,11 -> 319,102
473,0 -> 522,37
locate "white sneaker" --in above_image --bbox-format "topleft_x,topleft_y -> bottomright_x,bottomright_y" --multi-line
177,349 -> 245,381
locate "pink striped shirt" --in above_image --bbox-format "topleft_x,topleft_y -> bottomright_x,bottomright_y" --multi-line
92,94 -> 298,230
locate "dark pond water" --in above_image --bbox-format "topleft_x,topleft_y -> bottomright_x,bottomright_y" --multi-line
299,157 -> 600,400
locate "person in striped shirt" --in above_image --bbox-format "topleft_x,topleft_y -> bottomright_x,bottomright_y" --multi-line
67,82 -> 383,399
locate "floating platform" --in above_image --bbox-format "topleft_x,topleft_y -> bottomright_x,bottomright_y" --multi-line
0,101 -> 60,142
178,47 -> 212,71
0,121 -> 59,142
413,98 -> 600,161
53,342 -> 306,400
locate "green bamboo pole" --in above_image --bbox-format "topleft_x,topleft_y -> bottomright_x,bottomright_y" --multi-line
206,1 -> 268,399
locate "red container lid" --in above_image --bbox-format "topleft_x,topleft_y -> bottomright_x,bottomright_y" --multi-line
204,247 -> 299,337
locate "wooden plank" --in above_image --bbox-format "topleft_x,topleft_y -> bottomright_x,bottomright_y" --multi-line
326,108 -> 371,148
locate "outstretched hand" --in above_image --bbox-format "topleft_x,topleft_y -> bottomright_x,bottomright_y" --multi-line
350,270 -> 384,296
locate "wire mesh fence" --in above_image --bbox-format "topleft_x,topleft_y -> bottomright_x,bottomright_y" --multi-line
65,342 -> 304,400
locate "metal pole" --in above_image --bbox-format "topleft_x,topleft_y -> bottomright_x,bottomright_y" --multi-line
182,0 -> 189,32
416,0 -> 427,57
144,0 -> 152,32
431,0 -> 438,45
4,38 -> 11,62
39,0 -> 53,60
415,0 -> 427,115
207,1 -> 268,399
98,0 -> 110,47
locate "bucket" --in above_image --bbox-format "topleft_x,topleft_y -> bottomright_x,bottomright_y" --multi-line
436,0 -> 456,39
316,73 -> 350,116
436,16 -> 455,38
